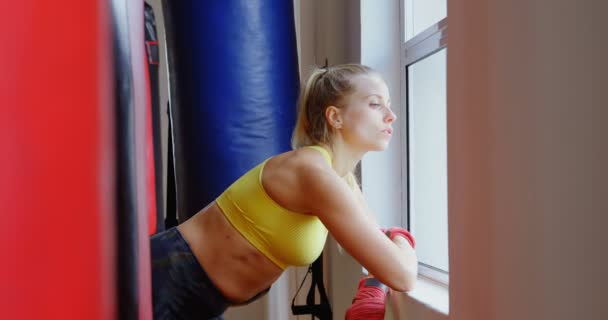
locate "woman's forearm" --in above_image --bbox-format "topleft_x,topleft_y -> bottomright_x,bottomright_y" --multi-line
391,235 -> 418,290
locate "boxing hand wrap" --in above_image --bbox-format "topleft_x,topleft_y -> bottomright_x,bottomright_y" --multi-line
345,277 -> 388,320
385,227 -> 416,249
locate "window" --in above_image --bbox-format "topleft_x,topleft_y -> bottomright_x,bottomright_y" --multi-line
403,0 -> 447,42
400,0 -> 449,285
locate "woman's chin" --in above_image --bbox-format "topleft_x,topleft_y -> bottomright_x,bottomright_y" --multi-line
358,140 -> 390,153
371,142 -> 390,152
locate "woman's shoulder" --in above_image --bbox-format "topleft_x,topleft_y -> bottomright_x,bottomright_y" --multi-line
261,147 -> 339,213
275,147 -> 333,173
264,147 -> 336,188
284,148 -> 359,215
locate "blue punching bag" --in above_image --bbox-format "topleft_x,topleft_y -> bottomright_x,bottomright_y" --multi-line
163,0 -> 299,222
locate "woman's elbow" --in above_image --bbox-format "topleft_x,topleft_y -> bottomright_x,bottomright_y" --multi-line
394,273 -> 417,292
387,267 -> 417,292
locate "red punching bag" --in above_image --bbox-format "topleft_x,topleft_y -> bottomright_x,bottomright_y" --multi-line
0,1 -> 116,319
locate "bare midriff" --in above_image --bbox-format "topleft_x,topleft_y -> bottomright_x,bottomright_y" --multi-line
176,201 -> 283,303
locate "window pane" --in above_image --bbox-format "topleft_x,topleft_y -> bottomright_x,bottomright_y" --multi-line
408,48 -> 448,272
404,0 -> 447,41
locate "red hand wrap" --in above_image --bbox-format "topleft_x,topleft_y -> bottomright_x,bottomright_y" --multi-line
345,277 -> 388,320
386,227 -> 416,249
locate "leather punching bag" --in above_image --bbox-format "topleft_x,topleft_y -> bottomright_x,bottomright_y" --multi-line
111,0 -> 153,319
163,0 -> 300,222
1,1 -> 115,319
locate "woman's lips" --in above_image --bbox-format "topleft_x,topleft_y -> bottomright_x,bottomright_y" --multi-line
382,128 -> 393,135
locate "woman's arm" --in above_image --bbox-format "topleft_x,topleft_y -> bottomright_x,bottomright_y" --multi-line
298,163 -> 418,292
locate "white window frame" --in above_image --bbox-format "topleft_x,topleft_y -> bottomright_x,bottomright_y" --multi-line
400,1 -> 449,287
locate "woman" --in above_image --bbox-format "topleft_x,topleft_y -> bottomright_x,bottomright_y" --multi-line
151,64 -> 418,319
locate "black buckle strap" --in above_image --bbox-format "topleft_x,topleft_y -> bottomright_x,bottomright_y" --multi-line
291,253 -> 332,320
363,277 -> 388,291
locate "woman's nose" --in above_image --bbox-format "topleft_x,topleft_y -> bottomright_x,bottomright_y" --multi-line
385,108 -> 396,123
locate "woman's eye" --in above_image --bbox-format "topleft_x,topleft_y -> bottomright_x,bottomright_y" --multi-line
370,103 -> 382,108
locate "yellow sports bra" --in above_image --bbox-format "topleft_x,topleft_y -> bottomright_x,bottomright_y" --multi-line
215,146 -> 332,269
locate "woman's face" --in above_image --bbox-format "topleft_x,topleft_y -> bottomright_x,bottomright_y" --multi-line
337,74 -> 396,151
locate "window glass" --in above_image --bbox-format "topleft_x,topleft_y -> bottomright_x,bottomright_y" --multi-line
405,0 -> 447,41
407,48 -> 449,271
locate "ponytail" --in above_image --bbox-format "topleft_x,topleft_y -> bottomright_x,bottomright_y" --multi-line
291,68 -> 327,149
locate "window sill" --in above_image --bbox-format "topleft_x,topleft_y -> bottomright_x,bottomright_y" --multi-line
385,276 -> 449,320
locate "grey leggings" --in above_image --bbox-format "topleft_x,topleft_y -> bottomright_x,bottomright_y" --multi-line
150,227 -> 270,319
151,227 -> 228,319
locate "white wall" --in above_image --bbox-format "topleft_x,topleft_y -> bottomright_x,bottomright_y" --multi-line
447,0 -> 605,319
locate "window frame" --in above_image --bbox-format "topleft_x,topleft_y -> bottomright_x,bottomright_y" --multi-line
400,1 -> 449,286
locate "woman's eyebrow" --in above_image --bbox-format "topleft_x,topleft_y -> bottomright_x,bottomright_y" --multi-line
365,94 -> 391,104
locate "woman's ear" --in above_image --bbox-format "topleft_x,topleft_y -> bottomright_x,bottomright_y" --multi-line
325,106 -> 343,129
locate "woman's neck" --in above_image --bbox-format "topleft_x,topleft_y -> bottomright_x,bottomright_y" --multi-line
321,142 -> 365,177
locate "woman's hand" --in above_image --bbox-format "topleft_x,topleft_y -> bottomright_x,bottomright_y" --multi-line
385,227 -> 416,249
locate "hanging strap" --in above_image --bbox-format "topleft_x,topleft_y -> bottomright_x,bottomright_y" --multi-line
291,253 -> 332,320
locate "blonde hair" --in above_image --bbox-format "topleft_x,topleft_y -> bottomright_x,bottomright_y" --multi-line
291,63 -> 376,150
291,63 -> 377,187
